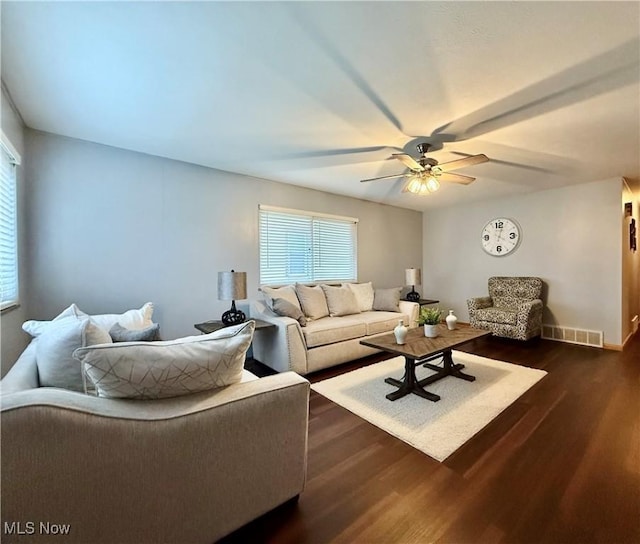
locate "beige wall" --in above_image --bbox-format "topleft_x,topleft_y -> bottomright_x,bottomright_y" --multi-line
1,86 -> 29,376
422,178 -> 624,346
15,130 -> 421,356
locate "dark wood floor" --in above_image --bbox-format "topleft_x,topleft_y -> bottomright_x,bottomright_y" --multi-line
224,333 -> 640,544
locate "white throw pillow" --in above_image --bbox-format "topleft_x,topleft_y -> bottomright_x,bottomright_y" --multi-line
74,321 -> 255,399
346,282 -> 375,312
261,285 -> 301,311
295,284 -> 330,320
36,316 -> 113,391
321,284 -> 360,317
22,303 -> 83,337
75,302 -> 154,331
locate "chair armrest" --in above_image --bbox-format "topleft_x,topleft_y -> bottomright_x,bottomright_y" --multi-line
251,300 -> 308,374
398,300 -> 420,328
467,296 -> 493,312
1,373 -> 310,543
516,299 -> 543,322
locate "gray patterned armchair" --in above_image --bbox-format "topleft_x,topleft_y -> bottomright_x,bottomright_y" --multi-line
467,277 -> 543,340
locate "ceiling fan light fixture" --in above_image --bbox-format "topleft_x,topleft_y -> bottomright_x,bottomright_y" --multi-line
426,176 -> 440,193
405,176 -> 425,195
404,173 -> 440,195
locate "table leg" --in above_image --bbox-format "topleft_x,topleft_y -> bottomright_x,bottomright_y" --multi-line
385,356 -> 440,402
421,349 -> 475,381
442,350 -> 476,381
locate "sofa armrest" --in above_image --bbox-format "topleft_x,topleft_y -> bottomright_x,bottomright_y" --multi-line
251,300 -> 308,374
1,372 -> 310,543
398,300 -> 420,328
1,340 -> 39,394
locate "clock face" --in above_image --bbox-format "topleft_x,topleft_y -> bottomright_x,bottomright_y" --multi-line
481,218 -> 521,256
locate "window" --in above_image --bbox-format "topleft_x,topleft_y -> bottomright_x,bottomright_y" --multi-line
0,132 -> 21,310
259,205 -> 357,285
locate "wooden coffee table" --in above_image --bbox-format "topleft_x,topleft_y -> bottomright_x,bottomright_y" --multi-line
360,324 -> 491,402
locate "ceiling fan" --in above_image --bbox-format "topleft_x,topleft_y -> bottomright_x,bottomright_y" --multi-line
360,143 -> 489,195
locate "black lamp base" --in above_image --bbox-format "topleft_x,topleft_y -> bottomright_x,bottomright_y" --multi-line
406,288 -> 421,302
221,301 -> 246,326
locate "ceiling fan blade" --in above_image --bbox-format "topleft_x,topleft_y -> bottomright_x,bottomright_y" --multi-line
438,154 -> 489,172
439,172 -> 476,185
449,151 -> 553,173
392,153 -> 424,171
360,173 -> 408,183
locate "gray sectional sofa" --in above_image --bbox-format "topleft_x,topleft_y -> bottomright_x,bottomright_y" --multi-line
1,305 -> 310,543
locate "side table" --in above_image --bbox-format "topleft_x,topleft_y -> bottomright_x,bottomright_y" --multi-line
194,319 -> 276,375
401,298 -> 439,307
194,318 -> 275,335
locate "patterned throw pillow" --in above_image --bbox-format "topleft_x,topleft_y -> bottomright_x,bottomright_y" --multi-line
321,284 -> 360,317
109,323 -> 160,342
271,298 -> 307,327
74,321 -> 255,399
372,287 -> 402,312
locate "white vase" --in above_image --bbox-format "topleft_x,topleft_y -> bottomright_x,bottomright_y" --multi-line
445,310 -> 458,330
394,319 -> 408,345
424,324 -> 438,338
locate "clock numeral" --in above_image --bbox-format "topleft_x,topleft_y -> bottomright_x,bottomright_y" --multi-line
494,221 -> 504,229
483,234 -> 490,241
496,245 -> 502,253
509,232 -> 517,239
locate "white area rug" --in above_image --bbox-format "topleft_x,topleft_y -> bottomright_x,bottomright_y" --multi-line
311,351 -> 547,461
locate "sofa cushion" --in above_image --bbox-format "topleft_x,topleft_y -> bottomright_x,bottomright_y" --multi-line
22,303 -> 83,337
36,316 -> 113,391
372,287 -> 401,312
76,302 -> 155,332
302,316 -> 367,348
74,321 -> 255,399
321,284 -> 360,317
358,311 -> 411,336
271,297 -> 307,327
109,323 -> 160,342
262,285 -> 301,311
345,282 -> 374,312
295,284 -> 330,320
474,307 -> 518,325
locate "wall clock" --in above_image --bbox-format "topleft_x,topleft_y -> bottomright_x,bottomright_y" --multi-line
481,217 -> 521,256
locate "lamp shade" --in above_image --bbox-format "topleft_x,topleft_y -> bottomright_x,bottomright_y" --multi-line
217,271 -> 247,301
405,268 -> 422,286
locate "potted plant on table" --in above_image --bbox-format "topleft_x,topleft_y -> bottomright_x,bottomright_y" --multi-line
418,307 -> 442,338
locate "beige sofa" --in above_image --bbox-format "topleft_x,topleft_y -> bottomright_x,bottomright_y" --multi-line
251,298 -> 419,375
1,341 -> 310,544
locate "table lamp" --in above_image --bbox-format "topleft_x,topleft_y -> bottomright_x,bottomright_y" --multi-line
218,270 -> 247,325
405,268 -> 421,302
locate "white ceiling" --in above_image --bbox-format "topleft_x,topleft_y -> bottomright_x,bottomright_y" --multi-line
2,1 -> 639,211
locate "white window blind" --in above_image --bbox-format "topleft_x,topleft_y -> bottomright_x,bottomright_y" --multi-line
259,205 -> 357,285
0,133 -> 21,310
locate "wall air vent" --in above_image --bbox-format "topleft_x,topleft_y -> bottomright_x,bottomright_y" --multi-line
541,325 -> 603,348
